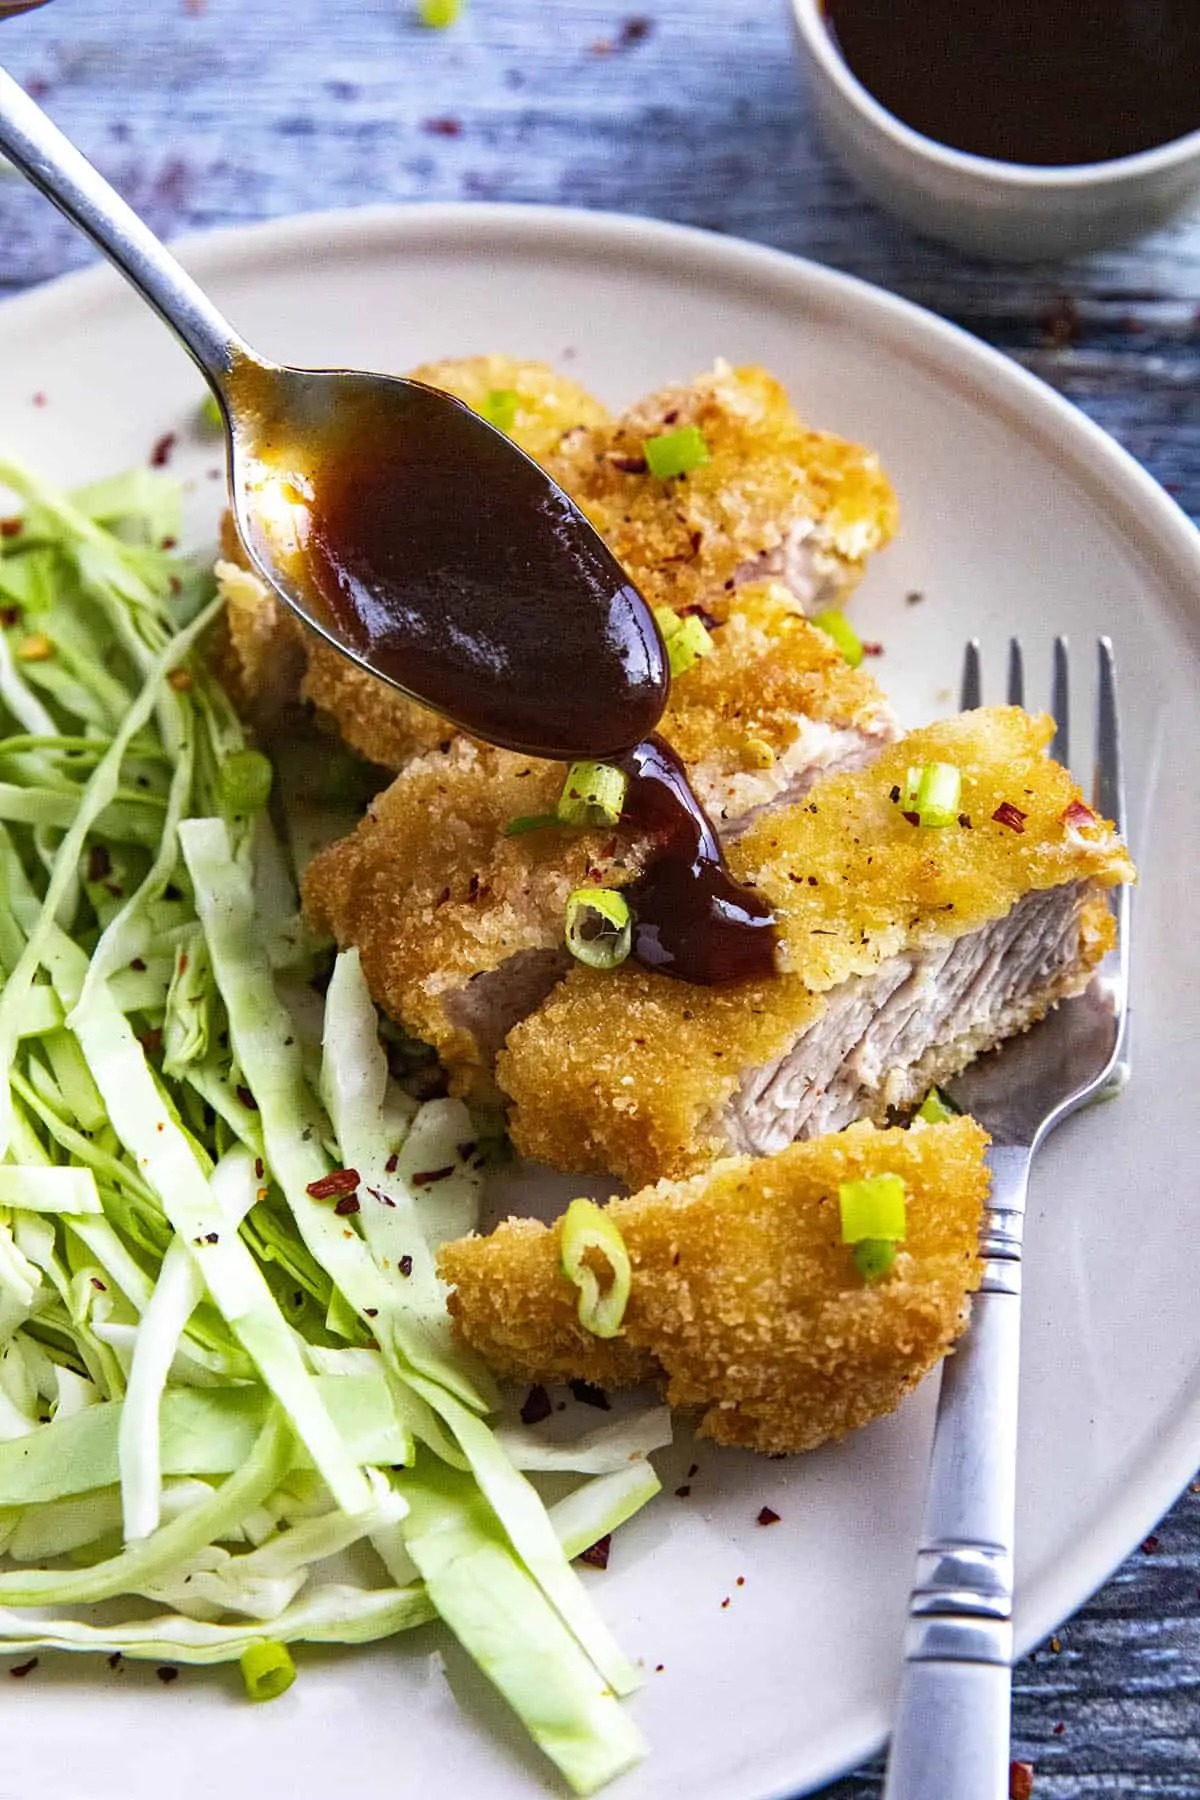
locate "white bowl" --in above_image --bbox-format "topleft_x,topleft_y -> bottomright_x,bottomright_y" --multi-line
791,0 -> 1200,260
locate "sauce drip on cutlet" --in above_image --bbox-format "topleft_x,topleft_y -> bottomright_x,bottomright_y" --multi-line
236,361 -> 778,985
618,737 -> 778,984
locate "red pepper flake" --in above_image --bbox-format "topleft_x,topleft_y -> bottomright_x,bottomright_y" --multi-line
1009,1761 -> 1034,1800
167,667 -> 192,691
655,1662 -> 665,1672
422,115 -> 462,136
1042,294 -> 1079,348
254,1157 -> 264,1180
736,1576 -> 745,1587
861,640 -> 884,657
130,957 -> 147,972
570,1379 -> 611,1410
90,1277 -> 107,1291
149,432 -> 177,468
139,1027 -> 163,1056
160,535 -> 178,551
720,1596 -> 731,1609
992,801 -> 1028,833
1141,1534 -> 1161,1554
108,1651 -> 123,1670
579,1534 -> 611,1570
398,1253 -> 414,1277
385,1152 -> 399,1173
0,605 -> 21,628
31,393 -> 46,408
1052,1722 -> 1065,1737
305,1168 -> 362,1200
9,1657 -> 37,1678
235,1085 -> 258,1111
687,1462 -> 699,1478
607,453 -> 649,474
618,16 -> 653,45
156,1665 -> 179,1684
958,813 -> 972,829
1061,798 -> 1097,830
204,1232 -> 219,1244
674,1484 -> 691,1498
87,844 -> 111,883
901,809 -> 921,827
412,1165 -> 455,1186
0,517 -> 21,539
521,1383 -> 552,1426
756,1506 -> 781,1526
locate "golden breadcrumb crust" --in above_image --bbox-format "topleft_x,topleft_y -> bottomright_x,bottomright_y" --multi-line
300,586 -> 892,1069
497,708 -> 1135,1185
407,354 -> 611,462
545,361 -> 899,617
438,1117 -> 989,1454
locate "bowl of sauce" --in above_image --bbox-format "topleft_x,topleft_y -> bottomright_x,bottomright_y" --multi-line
791,0 -> 1200,258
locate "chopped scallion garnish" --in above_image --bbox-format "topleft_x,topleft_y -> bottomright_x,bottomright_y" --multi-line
812,610 -> 864,669
916,1086 -> 960,1125
218,749 -> 273,815
838,1173 -> 907,1245
852,1239 -> 897,1283
557,760 -> 628,828
900,762 -> 962,828
418,0 -> 462,24
564,887 -> 632,970
560,1197 -> 632,1339
643,425 -> 710,480
652,606 -> 713,679
482,388 -> 520,433
239,1640 -> 297,1703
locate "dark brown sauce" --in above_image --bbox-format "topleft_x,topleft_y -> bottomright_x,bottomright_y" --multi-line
618,737 -> 777,985
240,363 -> 777,986
822,0 -> 1200,166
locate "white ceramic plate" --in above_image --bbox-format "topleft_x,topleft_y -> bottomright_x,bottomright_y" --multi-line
0,204 -> 1197,1800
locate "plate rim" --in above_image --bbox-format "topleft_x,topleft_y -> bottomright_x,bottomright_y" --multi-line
1,199 -> 1197,1799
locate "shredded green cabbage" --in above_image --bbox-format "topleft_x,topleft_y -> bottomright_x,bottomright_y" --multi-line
0,457 -> 666,1793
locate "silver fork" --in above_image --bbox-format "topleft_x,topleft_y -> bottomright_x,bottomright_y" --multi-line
883,637 -> 1131,1800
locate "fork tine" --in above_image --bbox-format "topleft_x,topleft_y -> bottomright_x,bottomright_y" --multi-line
1006,638 -> 1025,707
960,639 -> 981,710
1049,636 -> 1070,767
1095,637 -> 1124,834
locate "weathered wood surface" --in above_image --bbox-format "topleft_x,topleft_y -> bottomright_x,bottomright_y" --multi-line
0,1 -> 1196,1793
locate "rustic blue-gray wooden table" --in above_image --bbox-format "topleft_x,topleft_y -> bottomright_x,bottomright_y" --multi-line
0,1 -> 1196,1793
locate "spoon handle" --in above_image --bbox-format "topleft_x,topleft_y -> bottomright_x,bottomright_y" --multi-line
0,62 -> 249,385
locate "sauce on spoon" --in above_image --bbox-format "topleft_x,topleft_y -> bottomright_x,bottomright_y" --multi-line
234,361 -> 778,985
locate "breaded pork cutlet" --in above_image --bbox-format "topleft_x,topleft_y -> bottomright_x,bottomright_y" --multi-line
498,708 -> 1135,1187
438,1117 -> 989,1454
545,360 -> 898,622
215,356 -> 611,763
301,587 -> 896,1072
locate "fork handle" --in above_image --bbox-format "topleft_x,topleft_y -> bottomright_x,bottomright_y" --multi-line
883,1143 -> 1032,1800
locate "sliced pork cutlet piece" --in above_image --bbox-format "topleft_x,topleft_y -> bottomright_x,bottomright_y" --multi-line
545,360 -> 898,623
215,356 -> 611,765
300,589 -> 894,1077
668,580 -> 895,835
497,707 -> 1136,1188
439,1116 -> 989,1454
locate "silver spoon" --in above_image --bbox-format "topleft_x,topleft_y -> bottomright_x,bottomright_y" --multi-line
0,65 -> 668,759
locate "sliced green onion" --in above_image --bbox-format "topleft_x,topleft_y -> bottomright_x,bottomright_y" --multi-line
812,609 -> 864,669
643,426 -> 710,480
564,887 -> 632,970
852,1239 -> 897,1283
218,749 -> 273,815
917,1086 -> 960,1125
652,606 -> 713,679
839,1173 -> 907,1245
418,0 -> 462,24
560,1198 -> 632,1339
557,761 -> 627,829
482,389 -> 519,433
503,812 -> 561,839
900,761 -> 962,829
198,393 -> 224,433
239,1639 -> 297,1703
